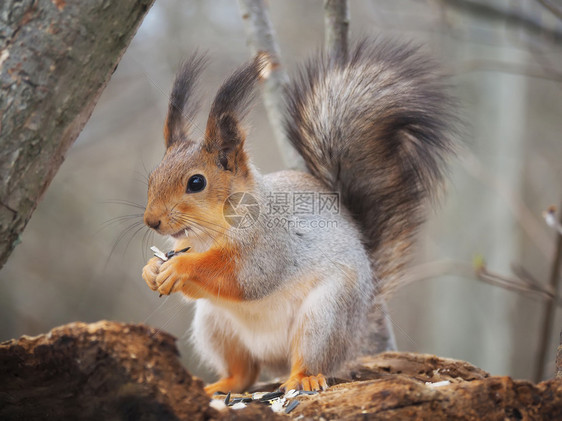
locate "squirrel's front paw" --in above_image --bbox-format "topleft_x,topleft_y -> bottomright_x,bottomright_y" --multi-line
155,257 -> 188,296
142,257 -> 163,291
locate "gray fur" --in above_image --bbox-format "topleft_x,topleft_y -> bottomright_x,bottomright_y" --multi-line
192,168 -> 374,376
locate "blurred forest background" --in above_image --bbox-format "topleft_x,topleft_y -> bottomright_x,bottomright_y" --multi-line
1,0 -> 561,384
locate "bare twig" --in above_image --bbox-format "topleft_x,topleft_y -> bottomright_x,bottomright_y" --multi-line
238,0 -> 305,170
461,152 -> 552,258
323,0 -> 350,61
536,204 -> 562,381
450,59 -> 562,84
544,206 -> 562,235
475,262 -> 559,305
441,0 -> 562,42
535,0 -> 562,20
512,264 -> 543,289
401,259 -> 561,307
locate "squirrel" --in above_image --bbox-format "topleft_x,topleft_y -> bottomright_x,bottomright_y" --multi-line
141,39 -> 456,395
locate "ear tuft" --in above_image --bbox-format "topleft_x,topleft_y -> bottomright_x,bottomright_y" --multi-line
255,51 -> 273,81
218,113 -> 242,149
212,113 -> 245,171
203,54 -> 267,169
207,54 -> 267,125
164,53 -> 207,148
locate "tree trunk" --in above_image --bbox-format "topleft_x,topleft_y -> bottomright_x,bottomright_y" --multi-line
0,0 -> 154,269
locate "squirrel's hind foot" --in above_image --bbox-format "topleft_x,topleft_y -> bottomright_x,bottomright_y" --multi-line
204,377 -> 242,396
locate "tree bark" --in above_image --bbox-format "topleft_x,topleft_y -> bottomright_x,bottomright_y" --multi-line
0,0 -> 154,269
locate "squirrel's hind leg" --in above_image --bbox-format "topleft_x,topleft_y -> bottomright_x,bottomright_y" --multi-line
193,301 -> 260,396
280,267 -> 372,392
201,337 -> 260,396
204,357 -> 259,396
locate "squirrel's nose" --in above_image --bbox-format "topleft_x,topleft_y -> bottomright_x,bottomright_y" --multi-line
145,216 -> 161,231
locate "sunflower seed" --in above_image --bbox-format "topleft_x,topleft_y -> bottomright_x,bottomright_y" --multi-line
259,391 -> 284,402
285,400 -> 300,414
150,246 -> 168,261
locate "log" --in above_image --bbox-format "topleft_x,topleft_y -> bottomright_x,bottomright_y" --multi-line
0,0 -> 154,269
291,375 -> 562,420
0,321 -> 279,420
1,321 -> 561,420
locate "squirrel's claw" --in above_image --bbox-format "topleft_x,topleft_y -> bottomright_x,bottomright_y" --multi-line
280,373 -> 328,392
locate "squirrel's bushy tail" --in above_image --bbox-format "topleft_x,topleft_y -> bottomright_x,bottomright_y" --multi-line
284,39 -> 456,292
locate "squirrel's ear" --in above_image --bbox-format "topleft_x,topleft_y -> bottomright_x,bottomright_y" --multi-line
204,53 -> 270,171
164,53 -> 207,149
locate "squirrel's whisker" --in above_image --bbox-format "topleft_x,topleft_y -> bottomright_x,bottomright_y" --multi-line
176,212 -> 230,231
175,215 -> 236,241
100,214 -> 144,228
104,199 -> 147,210
105,220 -> 145,270
187,223 -> 208,244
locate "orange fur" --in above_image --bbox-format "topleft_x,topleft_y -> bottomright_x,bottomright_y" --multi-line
163,118 -> 170,146
144,142 -> 254,240
204,335 -> 259,395
156,245 -> 244,301
180,247 -> 243,300
280,356 -> 328,392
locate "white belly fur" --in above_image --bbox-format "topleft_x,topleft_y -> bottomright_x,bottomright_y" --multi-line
198,282 -> 307,369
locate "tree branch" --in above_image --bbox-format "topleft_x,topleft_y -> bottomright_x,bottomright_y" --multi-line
536,204 -> 562,381
461,152 -> 552,258
441,0 -> 562,42
323,0 -> 350,61
535,0 -> 562,21
400,259 -> 561,307
450,59 -> 562,84
0,0 -> 154,269
238,0 -> 305,170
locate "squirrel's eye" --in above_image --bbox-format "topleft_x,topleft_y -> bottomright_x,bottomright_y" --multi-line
187,174 -> 206,193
